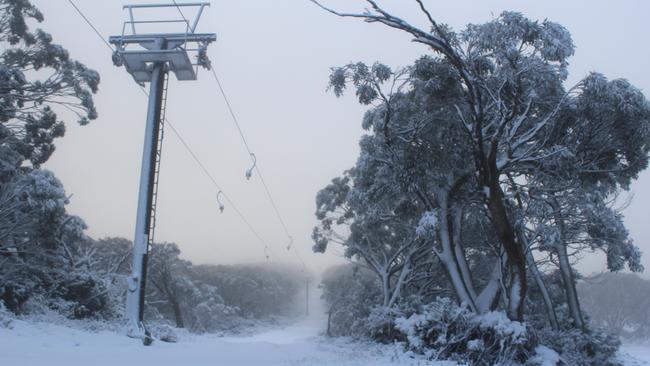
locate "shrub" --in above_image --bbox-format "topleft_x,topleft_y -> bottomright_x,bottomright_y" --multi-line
0,282 -> 32,313
55,273 -> 108,319
536,326 -> 621,366
391,299 -> 536,365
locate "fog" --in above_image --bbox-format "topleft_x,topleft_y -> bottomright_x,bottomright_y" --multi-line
35,0 -> 650,275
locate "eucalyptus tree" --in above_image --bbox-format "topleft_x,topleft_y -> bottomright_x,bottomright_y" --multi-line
314,60 -> 505,313
516,72 -> 650,328
314,165 -> 426,308
312,1 -> 650,323
0,0 -> 98,256
0,0 -> 99,314
0,169 -> 87,312
311,3 -> 578,320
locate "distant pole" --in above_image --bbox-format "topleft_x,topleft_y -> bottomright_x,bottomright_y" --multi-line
305,278 -> 309,316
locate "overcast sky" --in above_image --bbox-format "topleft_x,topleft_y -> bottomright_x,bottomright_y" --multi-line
32,0 -> 650,275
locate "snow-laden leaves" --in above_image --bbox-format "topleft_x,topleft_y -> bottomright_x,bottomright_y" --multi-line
0,0 -> 99,169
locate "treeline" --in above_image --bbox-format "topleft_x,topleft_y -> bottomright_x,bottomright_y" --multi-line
3,234 -> 307,333
312,3 -> 650,365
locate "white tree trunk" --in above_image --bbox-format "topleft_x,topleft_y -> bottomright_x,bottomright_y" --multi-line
557,242 -> 584,329
380,270 -> 391,307
388,259 -> 411,307
549,197 -> 584,329
476,257 -> 503,313
435,192 -> 477,312
507,269 -> 522,320
452,208 -> 478,302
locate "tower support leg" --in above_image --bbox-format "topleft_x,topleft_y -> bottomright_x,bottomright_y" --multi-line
126,63 -> 166,343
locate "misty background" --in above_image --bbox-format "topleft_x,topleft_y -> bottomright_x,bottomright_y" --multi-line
34,0 -> 650,275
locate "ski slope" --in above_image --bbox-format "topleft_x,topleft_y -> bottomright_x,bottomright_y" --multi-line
621,345 -> 650,366
1,312 -> 649,365
0,312 -> 434,366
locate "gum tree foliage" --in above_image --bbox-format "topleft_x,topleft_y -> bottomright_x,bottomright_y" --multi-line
316,59 -> 511,319
517,71 -> 649,329
0,0 -> 98,175
0,0 -> 99,316
314,165 -> 428,308
0,170 -> 94,316
312,0 -> 649,333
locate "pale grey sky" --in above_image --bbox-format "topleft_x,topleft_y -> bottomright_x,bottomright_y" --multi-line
34,0 -> 650,274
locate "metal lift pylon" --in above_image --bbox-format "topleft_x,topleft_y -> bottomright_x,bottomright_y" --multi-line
109,2 -> 216,345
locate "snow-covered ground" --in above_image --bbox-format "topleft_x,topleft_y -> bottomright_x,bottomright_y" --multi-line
0,312 -> 442,366
1,308 -> 649,366
620,345 -> 650,365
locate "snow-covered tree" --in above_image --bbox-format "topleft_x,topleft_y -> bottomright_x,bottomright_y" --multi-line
0,169 -> 95,316
316,59 -> 511,315
312,1 -> 650,330
0,0 -> 99,316
0,0 -> 98,175
314,165 -> 427,307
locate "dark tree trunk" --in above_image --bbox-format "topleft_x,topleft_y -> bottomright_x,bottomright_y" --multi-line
486,175 -> 527,321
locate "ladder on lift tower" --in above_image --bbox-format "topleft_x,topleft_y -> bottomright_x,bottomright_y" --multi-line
147,71 -> 169,249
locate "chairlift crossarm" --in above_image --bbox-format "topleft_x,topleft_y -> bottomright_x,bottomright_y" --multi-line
109,2 -> 216,83
123,2 -> 210,34
108,33 -> 216,46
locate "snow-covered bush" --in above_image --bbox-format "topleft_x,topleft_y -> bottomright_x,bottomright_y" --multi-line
189,296 -> 240,333
536,325 -> 621,366
149,323 -> 179,343
364,305 -> 408,343
0,303 -> 14,329
389,299 -> 535,365
0,272 -> 34,313
53,273 -> 109,319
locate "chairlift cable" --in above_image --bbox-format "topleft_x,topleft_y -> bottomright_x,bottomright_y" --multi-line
67,0 -> 275,261
172,1 -> 301,268
67,0 -> 114,51
171,0 -> 190,31
208,68 -> 308,271
137,87 -> 276,260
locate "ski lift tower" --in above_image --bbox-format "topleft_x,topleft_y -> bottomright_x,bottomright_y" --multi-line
109,2 -> 216,344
